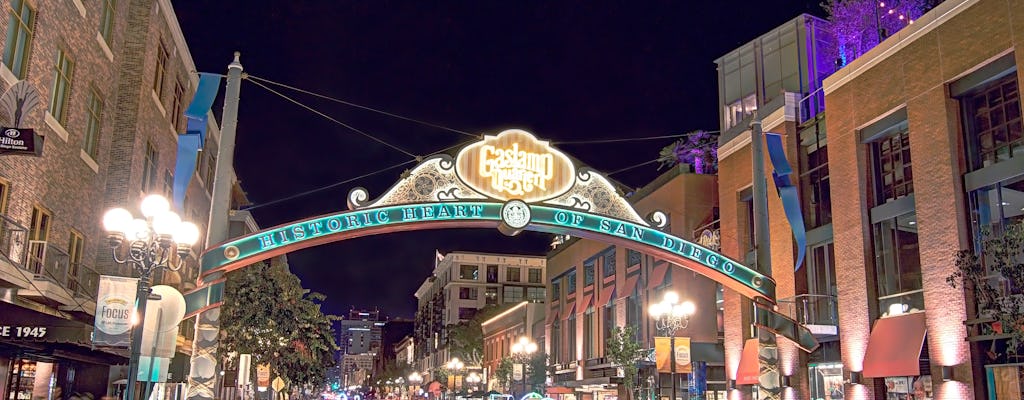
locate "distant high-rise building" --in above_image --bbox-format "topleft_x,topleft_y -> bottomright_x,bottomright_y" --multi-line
340,308 -> 384,356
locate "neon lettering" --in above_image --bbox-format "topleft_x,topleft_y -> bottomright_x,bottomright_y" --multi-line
292,226 -> 306,239
402,208 -> 417,220
327,218 -> 342,231
478,142 -> 554,197
257,234 -> 275,249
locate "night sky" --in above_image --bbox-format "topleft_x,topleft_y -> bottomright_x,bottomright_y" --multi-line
175,1 -> 824,319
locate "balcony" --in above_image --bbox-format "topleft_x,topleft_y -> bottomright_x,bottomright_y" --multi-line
0,214 -> 30,288
777,294 -> 838,339
19,240 -> 78,308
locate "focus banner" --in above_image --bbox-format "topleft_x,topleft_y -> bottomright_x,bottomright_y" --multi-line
92,275 -> 138,347
654,336 -> 691,373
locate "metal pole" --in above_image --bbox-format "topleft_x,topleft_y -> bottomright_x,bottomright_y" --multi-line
751,118 -> 780,400
127,275 -> 152,400
669,335 -> 676,400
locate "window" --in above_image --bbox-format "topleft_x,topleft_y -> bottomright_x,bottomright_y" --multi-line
799,118 -> 832,228
162,170 -> 174,198
486,264 -> 498,283
171,80 -> 185,130
3,0 -> 35,79
551,280 -> 561,300
141,141 -> 159,192
583,259 -> 595,286
602,247 -> 616,277
204,151 -> 216,193
603,304 -> 615,346
550,320 -> 561,363
506,267 -> 520,282
526,287 -> 545,302
627,249 -> 642,267
961,72 -> 1023,170
459,264 -> 479,280
967,175 -> 1024,284
458,287 -> 478,300
805,243 -> 837,324
873,212 -> 923,316
566,270 -> 577,293
49,49 -> 74,124
566,314 -> 576,362
870,123 -> 913,205
83,88 -> 103,159
27,206 -> 51,274
528,268 -> 541,283
0,179 -> 10,215
153,42 -> 168,97
99,0 -> 116,46
485,287 -> 498,305
503,286 -> 524,303
740,189 -> 755,255
583,310 -> 595,359
67,231 -> 84,291
458,308 -> 476,320
626,294 -> 641,341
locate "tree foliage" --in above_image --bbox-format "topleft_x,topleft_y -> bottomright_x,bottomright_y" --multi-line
821,0 -> 931,66
446,304 -> 513,366
948,221 -> 1024,355
657,130 -> 718,174
494,357 -> 513,392
605,326 -> 644,400
221,261 -> 340,390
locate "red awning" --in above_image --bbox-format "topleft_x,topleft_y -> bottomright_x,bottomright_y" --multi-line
618,274 -> 640,299
650,263 -> 669,287
863,312 -> 927,378
546,307 -> 560,324
562,301 -> 576,318
576,293 -> 594,313
599,283 -> 616,306
545,387 -> 573,395
736,339 -> 760,385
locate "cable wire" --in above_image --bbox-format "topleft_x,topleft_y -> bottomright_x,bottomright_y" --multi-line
607,158 -> 661,176
241,159 -> 417,211
246,74 -> 480,139
554,131 -> 719,145
246,78 -> 418,158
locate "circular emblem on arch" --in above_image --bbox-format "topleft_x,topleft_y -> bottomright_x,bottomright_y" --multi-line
224,245 -> 240,261
455,129 -> 576,203
501,200 -> 531,230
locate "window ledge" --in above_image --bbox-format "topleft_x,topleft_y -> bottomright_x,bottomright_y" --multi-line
0,64 -> 18,87
95,32 -> 113,63
43,112 -> 69,143
151,90 -> 166,116
71,0 -> 86,17
79,149 -> 99,173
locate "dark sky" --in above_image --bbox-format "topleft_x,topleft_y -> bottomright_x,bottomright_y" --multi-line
175,1 -> 825,319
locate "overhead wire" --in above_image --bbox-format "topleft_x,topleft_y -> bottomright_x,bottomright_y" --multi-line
241,159 -> 416,211
553,131 -> 719,145
245,74 -> 480,139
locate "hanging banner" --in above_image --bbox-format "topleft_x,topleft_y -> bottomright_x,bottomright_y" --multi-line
654,336 -> 691,373
92,275 -> 139,347
256,364 -> 271,390
0,127 -> 43,157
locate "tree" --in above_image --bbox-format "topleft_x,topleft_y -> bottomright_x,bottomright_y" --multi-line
657,130 -> 718,174
948,220 -> 1024,357
821,0 -> 931,66
494,357 -> 513,392
221,260 -> 340,390
605,326 -> 644,400
525,351 -> 548,393
446,304 -> 515,366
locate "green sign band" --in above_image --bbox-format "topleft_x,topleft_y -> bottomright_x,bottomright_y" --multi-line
190,201 -> 774,316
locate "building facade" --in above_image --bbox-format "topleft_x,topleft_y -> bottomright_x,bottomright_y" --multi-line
0,1 -> 226,400
414,251 -> 546,382
480,301 -> 545,394
545,166 -> 726,400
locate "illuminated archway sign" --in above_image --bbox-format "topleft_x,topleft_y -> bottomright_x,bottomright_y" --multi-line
185,129 -> 816,351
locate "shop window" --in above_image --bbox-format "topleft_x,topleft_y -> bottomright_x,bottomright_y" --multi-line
99,0 -> 116,46
528,268 -> 541,283
960,70 -> 1022,170
873,212 -> 924,316
458,287 -> 477,300
459,264 -> 479,280
799,118 -> 832,228
486,264 -> 498,283
84,88 -> 103,159
967,175 -> 1024,292
48,49 -> 74,125
3,0 -> 35,79
141,141 -> 159,193
602,247 -> 616,278
506,266 -> 520,282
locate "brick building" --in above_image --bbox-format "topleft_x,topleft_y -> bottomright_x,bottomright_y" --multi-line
0,1 -> 233,399
480,301 -> 544,394
545,166 -> 725,400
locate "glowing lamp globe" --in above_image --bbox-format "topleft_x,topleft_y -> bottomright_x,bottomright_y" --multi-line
103,207 -> 133,234
127,218 -> 151,240
174,222 -> 201,246
152,210 -> 181,236
140,194 -> 170,218
663,291 -> 679,305
681,301 -> 696,316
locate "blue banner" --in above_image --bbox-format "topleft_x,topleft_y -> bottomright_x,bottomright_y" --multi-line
764,132 -> 807,270
172,73 -> 222,211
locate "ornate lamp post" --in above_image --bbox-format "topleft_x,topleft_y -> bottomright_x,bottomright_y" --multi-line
509,337 -> 537,396
464,373 -> 481,393
102,194 -> 200,400
408,372 -> 423,399
648,291 -> 695,400
445,358 -> 464,398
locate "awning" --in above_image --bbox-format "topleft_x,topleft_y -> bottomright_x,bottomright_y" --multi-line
546,307 -> 560,324
562,301 -> 576,318
599,283 -> 616,306
545,387 -> 573,395
736,339 -> 760,385
863,312 -> 927,378
576,293 -> 594,314
0,301 -> 127,364
618,274 -> 640,300
650,263 -> 669,288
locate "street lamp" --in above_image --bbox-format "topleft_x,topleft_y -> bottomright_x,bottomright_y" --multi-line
464,373 -> 481,393
103,194 -> 200,400
446,358 -> 465,397
648,291 -> 695,400
408,372 -> 423,399
510,337 -> 537,396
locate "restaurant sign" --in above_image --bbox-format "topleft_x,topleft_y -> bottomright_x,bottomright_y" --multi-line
0,127 -> 42,157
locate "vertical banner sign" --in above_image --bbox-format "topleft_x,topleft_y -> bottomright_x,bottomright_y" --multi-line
256,364 -> 271,391
654,337 -> 692,373
512,364 -> 524,381
92,275 -> 139,347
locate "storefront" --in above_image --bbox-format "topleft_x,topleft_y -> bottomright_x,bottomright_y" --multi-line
0,302 -> 126,400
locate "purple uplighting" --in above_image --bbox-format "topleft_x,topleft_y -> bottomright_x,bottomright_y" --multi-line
824,0 -> 931,67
